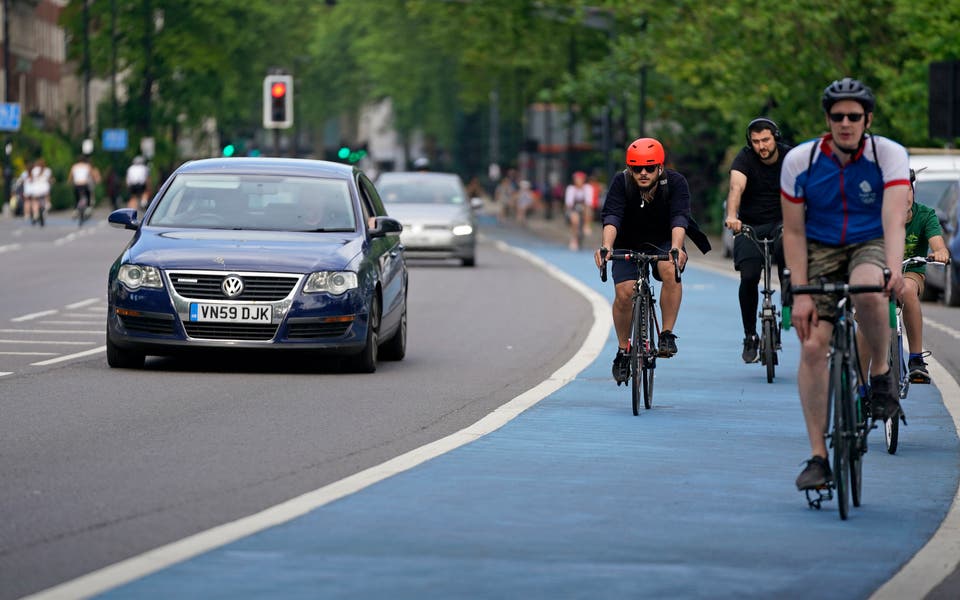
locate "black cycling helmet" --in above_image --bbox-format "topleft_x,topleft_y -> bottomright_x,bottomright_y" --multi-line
821,77 -> 875,113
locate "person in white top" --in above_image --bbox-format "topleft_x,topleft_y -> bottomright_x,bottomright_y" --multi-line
126,156 -> 150,210
564,170 -> 595,250
68,154 -> 101,216
24,159 -> 54,227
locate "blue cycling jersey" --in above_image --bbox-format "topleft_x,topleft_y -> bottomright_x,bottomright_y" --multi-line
780,134 -> 910,245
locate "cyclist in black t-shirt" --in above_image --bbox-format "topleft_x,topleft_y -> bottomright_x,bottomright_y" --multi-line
595,137 -> 711,384
724,118 -> 791,363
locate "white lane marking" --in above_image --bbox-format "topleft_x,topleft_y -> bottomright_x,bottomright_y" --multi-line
0,340 -> 94,345
37,320 -> 104,326
0,329 -> 102,334
53,228 -> 100,246
925,316 -> 960,340
30,346 -> 106,366
0,351 -> 58,356
22,240 -> 613,600
0,243 -> 22,254
11,310 -> 58,322
0,371 -> 12,377
66,298 -> 101,310
871,355 -> 960,599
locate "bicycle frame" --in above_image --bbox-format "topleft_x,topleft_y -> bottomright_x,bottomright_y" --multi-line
738,224 -> 782,382
782,269 -> 891,520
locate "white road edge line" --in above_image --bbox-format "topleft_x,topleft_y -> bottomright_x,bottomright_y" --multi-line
22,240 -> 614,600
30,346 -> 106,366
0,371 -> 12,377
871,354 -> 960,599
11,309 -> 58,322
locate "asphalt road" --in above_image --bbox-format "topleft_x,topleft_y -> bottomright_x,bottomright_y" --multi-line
0,210 -> 591,599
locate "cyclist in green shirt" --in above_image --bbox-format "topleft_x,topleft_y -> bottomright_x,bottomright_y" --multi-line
901,168 -> 950,383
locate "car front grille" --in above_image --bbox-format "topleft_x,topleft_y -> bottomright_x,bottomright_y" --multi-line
183,322 -> 278,341
286,320 -> 352,339
168,272 -> 299,301
119,313 -> 177,335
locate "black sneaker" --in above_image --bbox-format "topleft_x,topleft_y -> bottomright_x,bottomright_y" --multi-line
741,334 -> 759,363
869,370 -> 901,420
796,455 -> 832,490
612,348 -> 631,385
658,330 -> 678,357
908,356 -> 931,384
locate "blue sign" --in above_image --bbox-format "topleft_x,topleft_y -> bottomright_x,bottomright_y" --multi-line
0,103 -> 21,132
102,128 -> 128,152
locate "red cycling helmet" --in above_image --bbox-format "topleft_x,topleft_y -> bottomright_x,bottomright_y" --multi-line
625,138 -> 665,166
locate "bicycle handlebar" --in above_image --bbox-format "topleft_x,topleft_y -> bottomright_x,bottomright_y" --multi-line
781,268 -> 893,330
599,249 -> 681,283
902,256 -> 950,270
736,223 -> 783,243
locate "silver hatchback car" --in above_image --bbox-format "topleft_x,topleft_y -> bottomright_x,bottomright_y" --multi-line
376,171 -> 479,267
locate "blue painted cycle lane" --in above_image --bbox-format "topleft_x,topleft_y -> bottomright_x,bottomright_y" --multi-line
100,233 -> 959,599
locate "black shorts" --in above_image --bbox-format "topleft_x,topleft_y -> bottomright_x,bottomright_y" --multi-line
128,183 -> 146,196
733,221 -> 783,271
611,240 -> 683,284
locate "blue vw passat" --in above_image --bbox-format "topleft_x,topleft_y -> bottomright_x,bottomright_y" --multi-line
106,158 -> 407,372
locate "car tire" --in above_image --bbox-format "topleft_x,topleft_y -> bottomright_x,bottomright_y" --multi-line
462,256 -> 476,267
945,263 -> 960,307
106,334 -> 145,369
352,296 -> 379,373
380,304 -> 407,361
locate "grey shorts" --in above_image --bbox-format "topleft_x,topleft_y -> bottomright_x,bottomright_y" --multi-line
807,238 -> 886,320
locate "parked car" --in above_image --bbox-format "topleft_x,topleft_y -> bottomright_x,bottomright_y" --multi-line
375,171 -> 480,267
106,158 -> 407,372
910,155 -> 960,305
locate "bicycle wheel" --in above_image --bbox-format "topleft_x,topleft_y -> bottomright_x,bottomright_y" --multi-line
829,353 -> 850,520
884,329 -> 901,454
631,297 -> 645,416
762,318 -> 776,383
849,368 -> 864,508
643,297 -> 656,410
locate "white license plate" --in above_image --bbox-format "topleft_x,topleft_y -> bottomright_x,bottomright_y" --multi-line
189,303 -> 272,323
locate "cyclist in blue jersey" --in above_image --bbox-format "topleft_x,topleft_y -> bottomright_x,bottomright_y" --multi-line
780,78 -> 911,491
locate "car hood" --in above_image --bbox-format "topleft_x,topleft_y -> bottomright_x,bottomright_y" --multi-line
384,203 -> 471,225
127,228 -> 364,273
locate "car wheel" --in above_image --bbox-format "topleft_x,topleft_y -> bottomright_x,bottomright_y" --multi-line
352,296 -> 380,373
380,303 -> 407,361
945,263 -> 960,307
462,256 -> 476,267
106,333 -> 145,369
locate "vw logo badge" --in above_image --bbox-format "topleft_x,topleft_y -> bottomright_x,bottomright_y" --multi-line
221,275 -> 244,298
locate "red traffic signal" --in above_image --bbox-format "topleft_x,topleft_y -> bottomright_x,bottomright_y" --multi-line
271,82 -> 287,99
263,74 -> 293,128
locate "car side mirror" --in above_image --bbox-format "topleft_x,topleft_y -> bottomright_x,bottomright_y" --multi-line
370,216 -> 402,238
108,208 -> 139,231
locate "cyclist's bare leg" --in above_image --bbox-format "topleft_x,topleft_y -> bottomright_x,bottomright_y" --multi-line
901,277 -> 924,354
612,280 -> 635,348
569,212 -> 581,249
798,321 -> 833,457
850,263 -> 891,377
657,261 -> 681,331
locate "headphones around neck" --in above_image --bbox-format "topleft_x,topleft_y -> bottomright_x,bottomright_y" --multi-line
745,117 -> 782,146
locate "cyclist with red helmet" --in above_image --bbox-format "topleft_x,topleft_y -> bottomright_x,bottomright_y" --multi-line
781,77 -> 911,491
595,137 -> 711,384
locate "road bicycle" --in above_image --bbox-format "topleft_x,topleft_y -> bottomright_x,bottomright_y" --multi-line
882,256 -> 950,454
75,186 -> 93,227
782,268 -> 892,520
601,247 -> 680,415
737,224 -> 782,383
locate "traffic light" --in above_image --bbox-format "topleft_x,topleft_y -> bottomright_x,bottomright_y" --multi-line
263,74 -> 293,129
336,143 -> 367,164
222,144 -> 236,157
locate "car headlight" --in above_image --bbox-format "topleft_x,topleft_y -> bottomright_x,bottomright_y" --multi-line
303,271 -> 358,295
452,224 -> 474,236
117,264 -> 163,290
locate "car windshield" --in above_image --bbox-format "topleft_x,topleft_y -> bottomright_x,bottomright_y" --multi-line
147,174 -> 357,231
915,179 -> 959,213
377,175 -> 465,205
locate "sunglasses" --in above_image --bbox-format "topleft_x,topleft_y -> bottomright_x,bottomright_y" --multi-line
629,164 -> 660,174
828,112 -> 865,123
